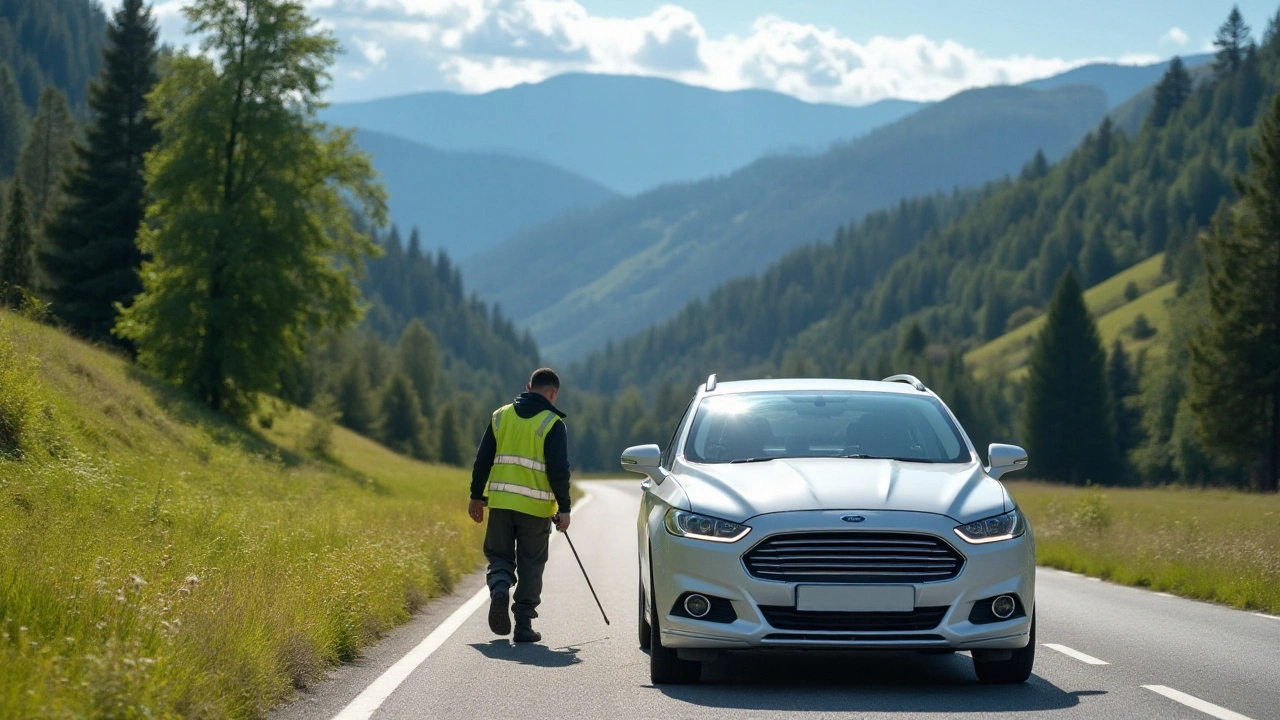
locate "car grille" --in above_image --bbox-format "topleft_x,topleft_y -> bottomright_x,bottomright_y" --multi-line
759,605 -> 949,632
742,531 -> 964,583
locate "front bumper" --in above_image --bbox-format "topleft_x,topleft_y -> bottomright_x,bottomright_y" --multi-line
650,509 -> 1035,651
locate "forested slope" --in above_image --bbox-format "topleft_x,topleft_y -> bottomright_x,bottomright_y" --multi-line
0,0 -> 105,112
469,83 -> 1109,360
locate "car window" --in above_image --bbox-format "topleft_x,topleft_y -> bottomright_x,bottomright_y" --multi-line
661,397 -> 696,470
684,391 -> 971,464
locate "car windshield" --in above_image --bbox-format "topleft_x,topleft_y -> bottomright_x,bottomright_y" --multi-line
684,390 -> 971,464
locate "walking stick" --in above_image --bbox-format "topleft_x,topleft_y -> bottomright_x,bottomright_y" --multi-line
563,529 -> 610,625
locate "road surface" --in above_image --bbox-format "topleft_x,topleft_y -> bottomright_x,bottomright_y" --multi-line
274,480 -> 1280,720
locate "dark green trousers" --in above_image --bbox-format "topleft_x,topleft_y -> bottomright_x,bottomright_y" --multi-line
483,508 -> 551,620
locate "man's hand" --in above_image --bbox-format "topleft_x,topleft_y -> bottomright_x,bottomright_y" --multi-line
468,499 -> 485,524
553,512 -> 571,533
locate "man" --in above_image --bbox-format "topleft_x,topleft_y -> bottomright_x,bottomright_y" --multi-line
469,368 -> 571,643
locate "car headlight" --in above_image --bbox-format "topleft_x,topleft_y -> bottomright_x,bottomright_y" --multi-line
954,509 -> 1025,544
664,508 -> 751,542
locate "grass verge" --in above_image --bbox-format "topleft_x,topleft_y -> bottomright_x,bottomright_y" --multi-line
0,311 -> 483,719
1008,481 -> 1280,613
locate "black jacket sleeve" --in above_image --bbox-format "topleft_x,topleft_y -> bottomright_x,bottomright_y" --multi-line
470,423 -> 497,501
543,421 -> 572,514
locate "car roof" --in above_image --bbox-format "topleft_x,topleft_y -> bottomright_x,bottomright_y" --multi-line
705,378 -> 928,396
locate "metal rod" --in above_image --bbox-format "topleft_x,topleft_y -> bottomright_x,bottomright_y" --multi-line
563,529 -> 610,625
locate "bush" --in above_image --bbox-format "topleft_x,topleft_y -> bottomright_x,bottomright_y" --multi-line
1124,280 -> 1140,302
1005,305 -> 1041,332
1131,313 -> 1157,339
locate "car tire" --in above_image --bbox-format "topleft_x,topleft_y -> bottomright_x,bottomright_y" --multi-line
973,613 -> 1035,684
648,566 -> 700,684
638,579 -> 652,650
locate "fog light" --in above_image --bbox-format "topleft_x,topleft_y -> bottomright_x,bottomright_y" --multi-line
684,594 -> 712,618
991,595 -> 1016,619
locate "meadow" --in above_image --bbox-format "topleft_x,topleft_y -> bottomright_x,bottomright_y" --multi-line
0,310 -> 483,719
1010,481 -> 1280,613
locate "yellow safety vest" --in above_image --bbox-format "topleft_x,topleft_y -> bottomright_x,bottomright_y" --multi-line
486,404 -> 562,518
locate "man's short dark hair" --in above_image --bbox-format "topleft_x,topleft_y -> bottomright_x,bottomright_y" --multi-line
530,367 -> 560,390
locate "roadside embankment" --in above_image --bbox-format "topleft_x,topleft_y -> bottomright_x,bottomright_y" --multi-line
1009,481 -> 1280,614
0,311 -> 482,718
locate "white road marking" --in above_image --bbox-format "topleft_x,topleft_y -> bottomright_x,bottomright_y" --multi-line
330,495 -> 593,720
1142,685 -> 1255,720
1155,592 -> 1176,598
1255,612 -> 1280,621
1042,643 -> 1109,665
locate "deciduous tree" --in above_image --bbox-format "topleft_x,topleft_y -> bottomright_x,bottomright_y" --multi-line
115,0 -> 387,419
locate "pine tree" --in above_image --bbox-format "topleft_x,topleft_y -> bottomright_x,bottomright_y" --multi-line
115,0 -> 387,419
0,63 -> 29,179
1189,93 -> 1280,492
1150,57 -> 1193,128
437,402 -> 465,467
0,180 -> 35,306
379,372 -> 428,459
1107,340 -> 1141,473
1214,6 -> 1252,77
1020,149 -> 1049,181
39,0 -> 160,345
17,87 -> 76,223
396,319 -> 441,417
1022,268 -> 1119,485
334,356 -> 376,435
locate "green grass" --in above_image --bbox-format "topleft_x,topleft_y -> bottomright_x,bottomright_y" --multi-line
966,254 -> 1172,378
0,311 -> 482,719
1009,481 -> 1280,613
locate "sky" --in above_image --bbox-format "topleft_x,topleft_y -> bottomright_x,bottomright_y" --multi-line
110,0 -> 1280,105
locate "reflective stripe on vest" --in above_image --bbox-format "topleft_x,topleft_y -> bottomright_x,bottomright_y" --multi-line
486,404 -> 562,518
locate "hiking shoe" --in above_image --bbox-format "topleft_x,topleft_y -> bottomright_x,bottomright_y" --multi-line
488,589 -> 511,635
513,622 -> 541,643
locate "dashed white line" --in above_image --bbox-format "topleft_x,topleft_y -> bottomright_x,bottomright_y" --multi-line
1142,685 -> 1255,720
330,495 -> 594,720
1042,643 -> 1109,665
1155,592 -> 1176,598
1255,612 -> 1280,621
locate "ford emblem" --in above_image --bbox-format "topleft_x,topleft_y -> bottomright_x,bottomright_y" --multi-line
841,515 -> 866,523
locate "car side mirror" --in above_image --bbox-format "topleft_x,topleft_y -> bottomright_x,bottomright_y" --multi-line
987,443 -> 1028,480
621,444 -> 664,482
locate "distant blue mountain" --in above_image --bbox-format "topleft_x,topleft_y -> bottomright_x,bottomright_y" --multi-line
353,130 -> 616,259
327,74 -> 923,194
1023,53 -> 1213,107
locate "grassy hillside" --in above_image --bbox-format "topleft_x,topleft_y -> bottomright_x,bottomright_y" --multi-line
354,130 -> 616,260
1011,481 -> 1280,613
965,254 -> 1173,378
0,311 -> 482,718
470,83 -> 1109,361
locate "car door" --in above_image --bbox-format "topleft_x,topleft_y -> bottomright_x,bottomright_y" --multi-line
639,396 -> 696,597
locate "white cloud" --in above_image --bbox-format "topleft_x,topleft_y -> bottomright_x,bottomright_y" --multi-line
1162,26 -> 1190,46
102,0 -> 1156,105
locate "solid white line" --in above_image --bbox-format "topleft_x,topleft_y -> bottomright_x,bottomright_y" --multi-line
1254,612 -> 1280,621
1155,592 -> 1176,598
331,495 -> 593,720
1142,685 -> 1255,720
1042,643 -> 1109,665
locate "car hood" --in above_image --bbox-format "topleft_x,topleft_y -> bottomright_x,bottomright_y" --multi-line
672,457 -> 1010,524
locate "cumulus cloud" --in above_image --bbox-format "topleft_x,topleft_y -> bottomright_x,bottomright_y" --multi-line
1163,27 -> 1190,46
101,0 -> 1144,105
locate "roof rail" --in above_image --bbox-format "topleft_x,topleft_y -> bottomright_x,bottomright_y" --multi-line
882,374 -> 927,392
706,373 -> 717,392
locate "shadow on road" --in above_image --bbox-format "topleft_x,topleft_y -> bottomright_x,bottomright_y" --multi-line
469,640 -> 582,668
654,651 -> 1103,713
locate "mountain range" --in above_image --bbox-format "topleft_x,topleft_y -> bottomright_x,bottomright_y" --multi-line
462,83 -> 1110,360
325,73 -> 922,194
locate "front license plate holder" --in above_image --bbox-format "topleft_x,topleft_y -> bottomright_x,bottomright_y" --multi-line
795,584 -> 915,612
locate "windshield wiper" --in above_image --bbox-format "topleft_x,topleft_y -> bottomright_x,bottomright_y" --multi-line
834,454 -> 895,460
728,456 -> 778,464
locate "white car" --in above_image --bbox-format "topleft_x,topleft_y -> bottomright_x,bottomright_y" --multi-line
623,375 -> 1035,685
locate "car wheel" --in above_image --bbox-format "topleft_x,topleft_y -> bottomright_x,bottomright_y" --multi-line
648,565 -> 700,684
638,579 -> 652,650
973,613 -> 1035,684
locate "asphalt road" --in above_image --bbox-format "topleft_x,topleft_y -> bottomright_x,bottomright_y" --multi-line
274,480 -> 1280,720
